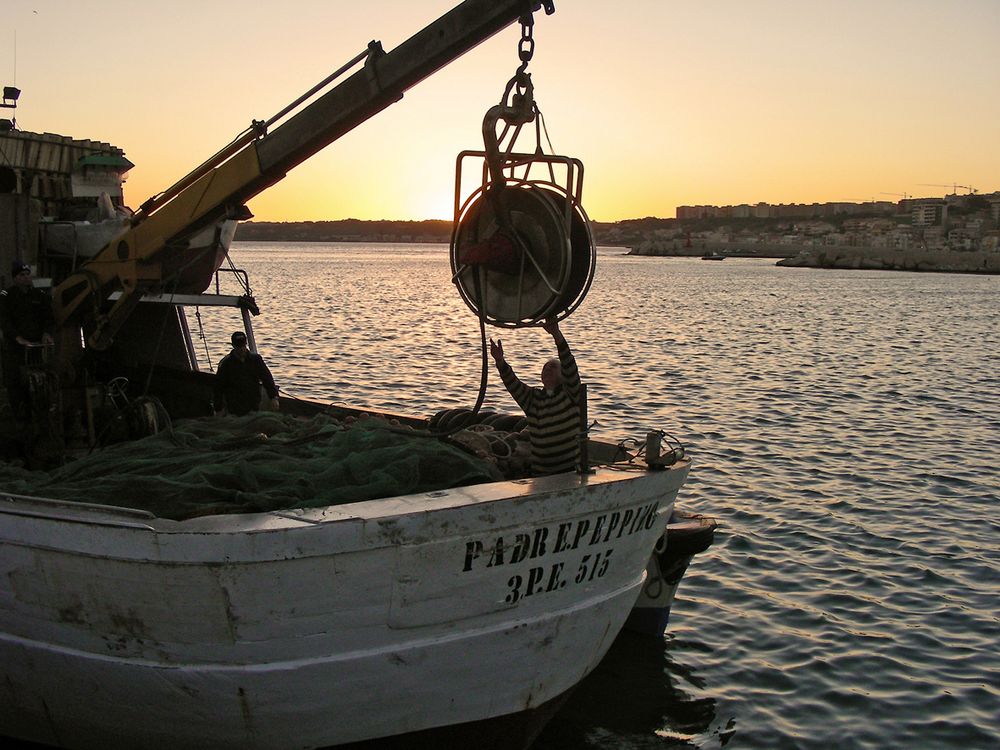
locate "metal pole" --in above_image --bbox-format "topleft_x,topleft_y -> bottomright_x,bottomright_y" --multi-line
578,383 -> 593,474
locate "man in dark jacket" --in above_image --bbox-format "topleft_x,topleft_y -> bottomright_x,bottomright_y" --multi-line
0,261 -> 55,420
213,331 -> 279,416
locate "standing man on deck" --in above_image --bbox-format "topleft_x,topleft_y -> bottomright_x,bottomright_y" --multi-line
213,331 -> 279,417
0,261 -> 55,421
490,319 -> 582,475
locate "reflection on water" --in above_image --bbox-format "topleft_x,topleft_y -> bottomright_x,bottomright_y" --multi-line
198,243 -> 999,750
535,632 -> 728,749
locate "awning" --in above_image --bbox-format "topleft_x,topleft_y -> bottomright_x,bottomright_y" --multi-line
76,154 -> 135,171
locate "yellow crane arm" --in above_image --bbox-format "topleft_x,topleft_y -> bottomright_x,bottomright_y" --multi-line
53,0 -> 554,350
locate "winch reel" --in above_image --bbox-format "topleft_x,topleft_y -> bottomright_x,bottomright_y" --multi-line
450,16 -> 595,329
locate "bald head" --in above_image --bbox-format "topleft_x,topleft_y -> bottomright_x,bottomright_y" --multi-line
541,357 -> 562,390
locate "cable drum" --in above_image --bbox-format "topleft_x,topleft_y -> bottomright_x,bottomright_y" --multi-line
451,177 -> 595,327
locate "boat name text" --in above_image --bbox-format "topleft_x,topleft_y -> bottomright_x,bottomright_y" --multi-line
462,501 -> 660,602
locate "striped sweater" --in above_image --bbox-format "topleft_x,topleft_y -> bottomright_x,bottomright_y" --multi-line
497,335 -> 581,475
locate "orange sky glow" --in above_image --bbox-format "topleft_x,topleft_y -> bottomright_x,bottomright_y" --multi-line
6,0 -> 999,222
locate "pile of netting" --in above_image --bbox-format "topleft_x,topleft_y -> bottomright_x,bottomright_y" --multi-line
429,407 -> 531,478
0,412 -> 506,521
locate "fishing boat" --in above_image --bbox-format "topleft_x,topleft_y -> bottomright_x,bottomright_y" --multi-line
0,2 -> 695,748
700,250 -> 726,260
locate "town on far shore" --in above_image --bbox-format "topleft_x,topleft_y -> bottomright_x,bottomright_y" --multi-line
235,189 -> 1000,273
642,190 -> 1000,254
628,190 -> 1000,273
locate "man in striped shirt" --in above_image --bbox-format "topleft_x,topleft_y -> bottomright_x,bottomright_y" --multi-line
490,320 -> 582,476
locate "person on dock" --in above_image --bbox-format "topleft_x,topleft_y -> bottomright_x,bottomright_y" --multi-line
213,331 -> 279,417
0,261 -> 55,421
490,319 -> 582,475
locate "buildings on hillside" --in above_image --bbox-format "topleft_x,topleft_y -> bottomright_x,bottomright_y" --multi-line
673,192 -> 1000,253
676,200 -> 898,220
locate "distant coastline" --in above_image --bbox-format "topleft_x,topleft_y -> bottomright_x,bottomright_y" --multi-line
235,219 -> 455,245
234,218 -> 655,247
235,217 -> 1000,274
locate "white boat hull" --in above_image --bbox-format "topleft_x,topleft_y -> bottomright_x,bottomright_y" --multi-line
0,462 -> 689,749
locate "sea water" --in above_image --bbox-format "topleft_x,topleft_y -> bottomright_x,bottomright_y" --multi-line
198,243 -> 999,750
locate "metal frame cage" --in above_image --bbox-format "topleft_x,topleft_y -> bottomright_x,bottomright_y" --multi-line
450,149 -> 596,328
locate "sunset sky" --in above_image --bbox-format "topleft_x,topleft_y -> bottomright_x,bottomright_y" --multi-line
5,0 -> 999,222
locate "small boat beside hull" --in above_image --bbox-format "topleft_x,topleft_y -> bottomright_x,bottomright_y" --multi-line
623,510 -> 717,637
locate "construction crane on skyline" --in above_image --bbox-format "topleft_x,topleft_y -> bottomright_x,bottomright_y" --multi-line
881,192 -> 910,200
919,183 -> 978,195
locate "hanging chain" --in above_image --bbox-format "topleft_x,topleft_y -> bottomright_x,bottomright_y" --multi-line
483,10 -> 538,184
517,13 -> 534,74
504,12 -> 536,120
517,12 -> 551,160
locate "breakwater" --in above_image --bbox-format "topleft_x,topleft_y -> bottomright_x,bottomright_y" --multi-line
629,240 -> 1000,274
776,245 -> 1000,274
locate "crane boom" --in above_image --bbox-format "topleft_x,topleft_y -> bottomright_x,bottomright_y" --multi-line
53,0 -> 553,350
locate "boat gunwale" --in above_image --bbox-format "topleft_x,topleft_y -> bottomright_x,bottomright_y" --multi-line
0,457 -> 689,529
0,460 -> 689,563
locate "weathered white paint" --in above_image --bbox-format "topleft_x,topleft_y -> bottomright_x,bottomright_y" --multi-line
0,461 -> 689,749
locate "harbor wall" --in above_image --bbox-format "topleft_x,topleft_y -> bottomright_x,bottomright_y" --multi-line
628,240 -> 1000,274
775,245 -> 1000,274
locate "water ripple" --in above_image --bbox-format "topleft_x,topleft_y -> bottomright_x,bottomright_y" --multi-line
217,245 -> 999,750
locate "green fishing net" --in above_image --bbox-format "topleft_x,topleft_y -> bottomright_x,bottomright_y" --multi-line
0,413 -> 503,520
